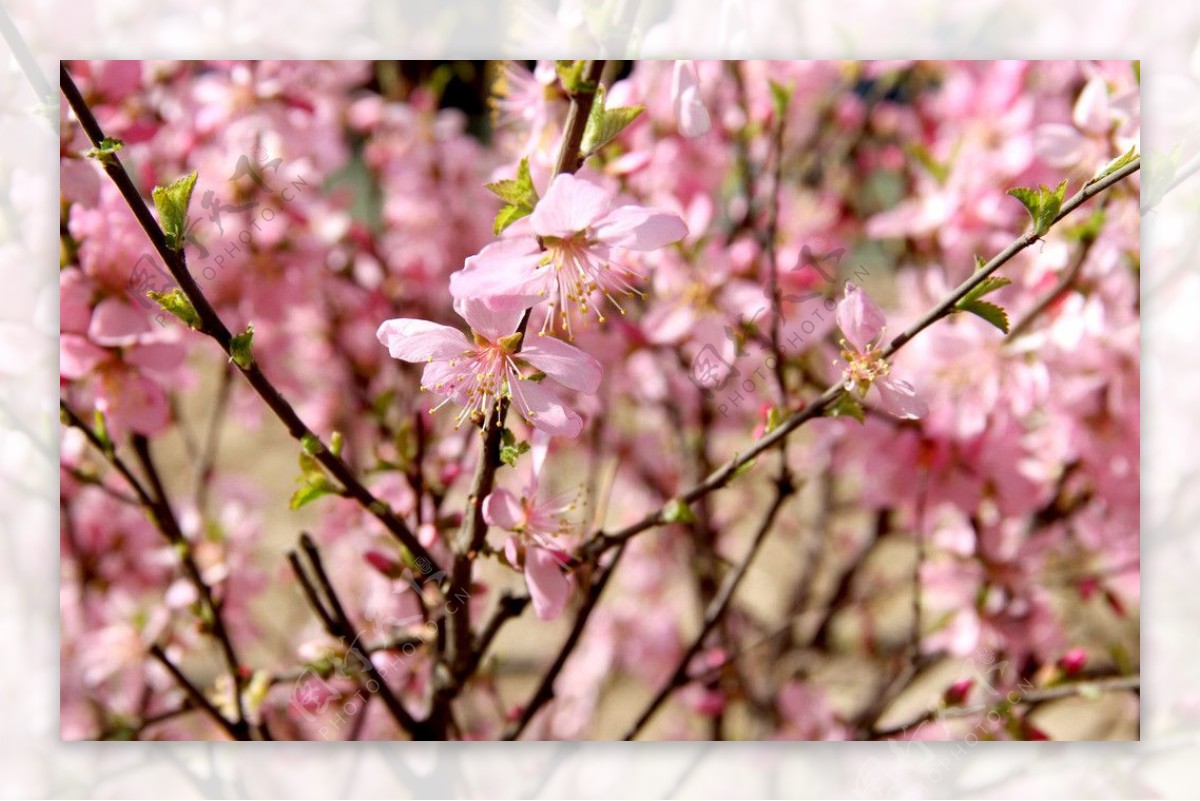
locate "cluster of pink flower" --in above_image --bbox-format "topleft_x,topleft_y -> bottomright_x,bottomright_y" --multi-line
60,60 -> 1139,741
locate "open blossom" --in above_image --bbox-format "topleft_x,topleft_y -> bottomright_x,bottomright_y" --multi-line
483,432 -> 575,620
671,60 -> 712,138
834,284 -> 927,420
449,171 -> 688,338
376,297 -> 601,437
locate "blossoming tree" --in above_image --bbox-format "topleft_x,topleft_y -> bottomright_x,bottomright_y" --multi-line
59,59 -> 1141,741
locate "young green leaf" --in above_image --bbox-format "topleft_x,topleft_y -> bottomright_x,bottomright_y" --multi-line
301,433 -> 324,456
768,79 -> 794,119
289,478 -> 337,510
663,498 -> 698,525
230,323 -> 255,369
1006,179 -> 1068,237
555,60 -> 587,92
825,390 -> 865,424
152,171 -> 199,251
500,439 -> 531,467
147,289 -> 201,329
1089,144 -> 1138,185
83,136 -> 124,164
486,158 -> 540,235
958,276 -> 1012,306
580,85 -> 644,157
956,299 -> 1010,333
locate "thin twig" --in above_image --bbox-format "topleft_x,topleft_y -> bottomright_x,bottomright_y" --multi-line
578,157 -> 1141,566
59,64 -> 438,573
149,644 -> 248,740
288,532 -> 431,738
503,542 -> 627,740
623,484 -> 793,740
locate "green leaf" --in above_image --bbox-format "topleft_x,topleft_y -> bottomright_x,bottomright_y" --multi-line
92,409 -> 112,453
555,60 -> 596,93
83,136 -> 124,164
731,457 -> 757,480
500,439 -> 531,468
493,204 -> 532,235
956,299 -> 1010,333
1006,179 -> 1068,237
764,405 -> 784,435
330,431 -> 344,457
959,276 -> 1012,306
289,479 -> 337,510
147,288 -> 201,329
1089,145 -> 1138,185
301,433 -> 325,456
768,79 -> 793,119
485,157 -> 537,206
825,390 -> 865,424
581,84 -> 644,157
487,158 -> 540,235
229,323 -> 254,369
662,498 -> 698,525
152,171 -> 199,251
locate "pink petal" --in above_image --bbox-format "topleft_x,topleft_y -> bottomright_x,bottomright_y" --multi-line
97,370 -> 170,436
836,285 -> 886,353
520,335 -> 602,394
509,378 -> 583,438
529,172 -> 612,238
671,61 -> 711,138
89,298 -> 150,347
525,545 -> 570,621
1033,123 -> 1086,168
60,269 -> 94,334
592,206 -> 688,251
60,334 -> 111,380
872,376 -> 928,420
483,488 -> 525,530
450,237 -> 547,299
528,430 -> 551,481
376,318 -> 469,362
455,296 -> 531,343
1073,76 -> 1110,135
125,341 -> 185,375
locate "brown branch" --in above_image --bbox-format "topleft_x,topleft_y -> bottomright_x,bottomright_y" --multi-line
503,543 -> 627,740
578,156 -> 1142,566
437,59 -> 608,730
622,481 -> 793,740
149,644 -> 249,741
59,63 -> 439,574
287,532 -> 432,739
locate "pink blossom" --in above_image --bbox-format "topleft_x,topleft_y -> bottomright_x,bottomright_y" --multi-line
450,171 -> 687,338
834,284 -> 927,419
483,433 -> 576,620
377,297 -> 601,438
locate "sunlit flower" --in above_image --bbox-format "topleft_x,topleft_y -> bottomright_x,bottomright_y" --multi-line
377,297 -> 601,437
834,284 -> 927,419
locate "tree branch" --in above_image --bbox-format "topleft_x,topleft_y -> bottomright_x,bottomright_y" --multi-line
59,63 -> 439,574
